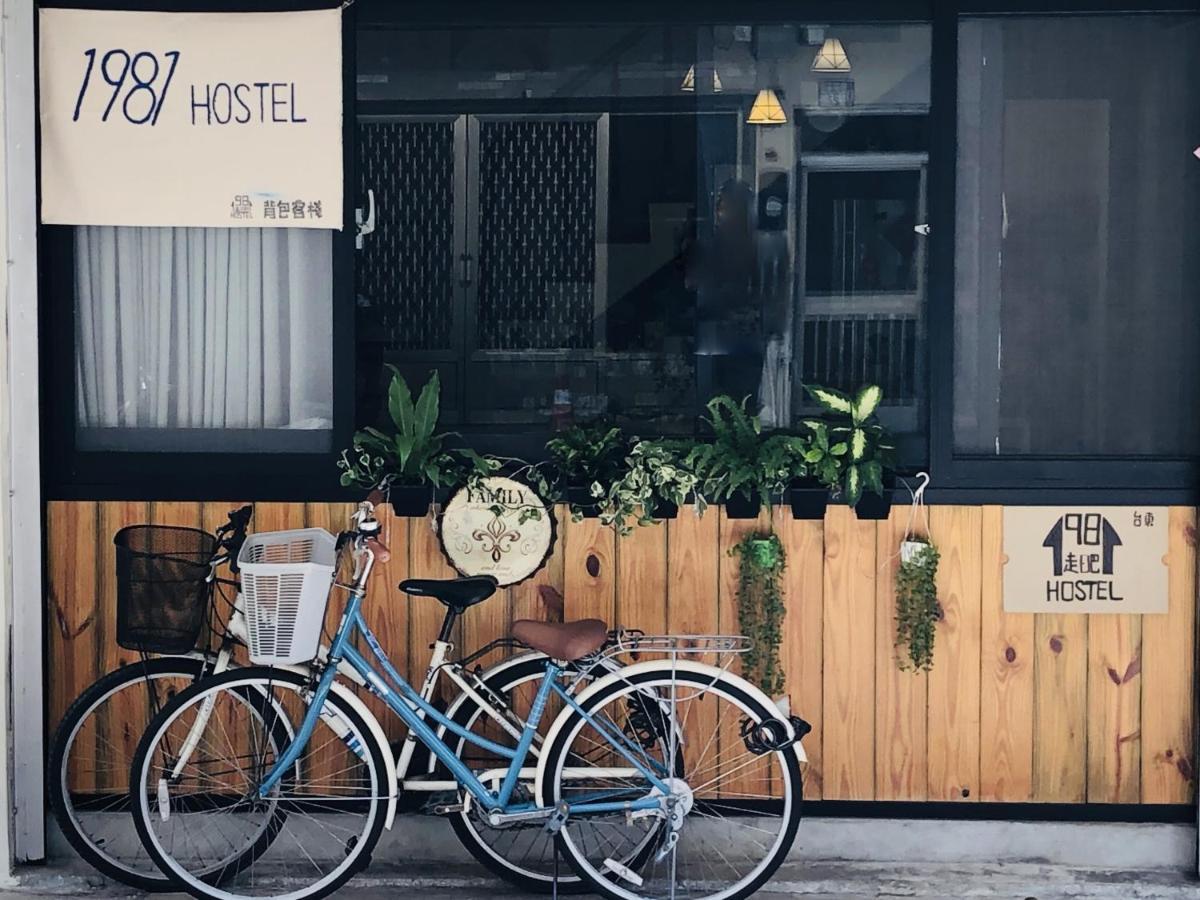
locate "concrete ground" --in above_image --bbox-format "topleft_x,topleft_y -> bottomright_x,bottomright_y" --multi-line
19,817 -> 1199,899
4,861 -> 1198,900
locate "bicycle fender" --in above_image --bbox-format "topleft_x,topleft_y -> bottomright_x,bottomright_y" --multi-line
533,658 -> 808,801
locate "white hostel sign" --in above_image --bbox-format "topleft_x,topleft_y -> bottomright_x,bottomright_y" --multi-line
39,8 -> 342,229
1003,507 -> 1169,614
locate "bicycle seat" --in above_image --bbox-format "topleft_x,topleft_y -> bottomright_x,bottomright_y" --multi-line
511,618 -> 608,661
399,576 -> 498,612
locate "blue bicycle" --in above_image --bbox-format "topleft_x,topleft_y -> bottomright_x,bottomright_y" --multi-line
128,498 -> 807,900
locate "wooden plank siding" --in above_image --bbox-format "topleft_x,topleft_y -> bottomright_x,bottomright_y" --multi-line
43,500 -> 1199,806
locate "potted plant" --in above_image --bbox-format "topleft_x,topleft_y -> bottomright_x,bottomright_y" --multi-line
600,438 -> 702,534
530,421 -> 634,519
895,536 -> 941,671
802,383 -> 895,519
686,396 -> 808,520
337,369 -> 494,517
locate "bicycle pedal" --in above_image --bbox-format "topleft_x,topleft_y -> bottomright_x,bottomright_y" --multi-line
432,803 -> 464,815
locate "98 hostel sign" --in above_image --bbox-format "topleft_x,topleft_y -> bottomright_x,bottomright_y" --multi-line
39,8 -> 342,229
1003,507 -> 1169,614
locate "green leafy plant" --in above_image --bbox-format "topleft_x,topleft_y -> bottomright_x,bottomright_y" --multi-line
686,396 -> 809,516
730,531 -> 787,696
528,421 -> 635,519
895,539 -> 941,672
599,439 -> 705,534
337,369 -> 494,491
803,384 -> 894,506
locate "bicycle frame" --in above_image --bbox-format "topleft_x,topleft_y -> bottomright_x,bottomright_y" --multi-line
258,587 -> 671,818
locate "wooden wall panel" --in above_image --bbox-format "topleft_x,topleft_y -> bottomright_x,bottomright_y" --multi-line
927,506 -> 983,801
820,506 -> 877,800
511,504 -> 566,626
779,514 -> 824,800
1141,507 -> 1197,803
46,502 -> 99,750
1087,613 -> 1142,803
1033,613 -> 1089,802
564,516 -> 616,625
979,506 -> 1034,802
616,523 -> 668,635
874,506 -> 927,800
42,500 -> 1200,808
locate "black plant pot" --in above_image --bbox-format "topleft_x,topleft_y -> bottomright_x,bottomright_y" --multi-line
724,492 -> 762,520
854,483 -> 895,520
650,498 -> 679,520
567,485 -> 602,519
788,486 -> 829,521
389,486 -> 437,518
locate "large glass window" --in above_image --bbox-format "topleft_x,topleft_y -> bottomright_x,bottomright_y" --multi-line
73,226 -> 334,452
354,21 -> 932,448
954,14 -> 1200,458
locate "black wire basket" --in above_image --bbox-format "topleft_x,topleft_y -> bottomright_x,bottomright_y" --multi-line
114,525 -> 218,654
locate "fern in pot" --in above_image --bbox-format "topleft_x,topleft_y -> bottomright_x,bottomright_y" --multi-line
687,395 -> 808,521
337,369 -> 495,517
529,421 -> 634,520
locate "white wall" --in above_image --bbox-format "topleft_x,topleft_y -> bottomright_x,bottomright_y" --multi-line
2,0 -> 43,874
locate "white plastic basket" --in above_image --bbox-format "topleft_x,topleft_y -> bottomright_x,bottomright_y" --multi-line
238,528 -> 338,664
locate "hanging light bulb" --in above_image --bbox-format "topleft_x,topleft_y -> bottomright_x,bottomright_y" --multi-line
747,88 -> 787,125
812,37 -> 851,72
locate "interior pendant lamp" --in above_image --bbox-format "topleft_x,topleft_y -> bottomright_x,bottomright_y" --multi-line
747,88 -> 787,125
811,37 -> 851,72
681,64 -> 723,93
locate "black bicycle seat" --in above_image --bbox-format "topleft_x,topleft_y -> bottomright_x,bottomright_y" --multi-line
398,575 -> 498,612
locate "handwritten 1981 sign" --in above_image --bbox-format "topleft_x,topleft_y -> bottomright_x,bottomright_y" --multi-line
39,8 -> 342,229
1002,507 -> 1169,614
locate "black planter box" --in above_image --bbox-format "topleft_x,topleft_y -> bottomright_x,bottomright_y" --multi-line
854,486 -> 895,520
649,498 -> 679,520
387,486 -> 441,518
788,487 -> 829,521
723,492 -> 762,520
566,485 -> 602,519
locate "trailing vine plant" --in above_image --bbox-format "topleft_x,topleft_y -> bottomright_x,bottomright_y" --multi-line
730,531 -> 787,697
895,540 -> 940,671
894,475 -> 940,671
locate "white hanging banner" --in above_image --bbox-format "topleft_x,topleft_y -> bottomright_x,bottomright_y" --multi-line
38,7 -> 343,229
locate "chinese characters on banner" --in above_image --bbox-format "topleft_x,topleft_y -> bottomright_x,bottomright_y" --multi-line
38,8 -> 342,229
1002,507 -> 1169,614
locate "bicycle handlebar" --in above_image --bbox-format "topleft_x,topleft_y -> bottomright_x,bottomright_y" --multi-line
214,505 -> 253,574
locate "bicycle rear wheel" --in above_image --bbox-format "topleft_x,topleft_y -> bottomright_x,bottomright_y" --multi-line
129,667 -> 387,900
49,656 -> 210,891
540,665 -> 803,900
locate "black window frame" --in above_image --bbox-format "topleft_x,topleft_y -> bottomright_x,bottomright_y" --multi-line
37,0 -> 1200,504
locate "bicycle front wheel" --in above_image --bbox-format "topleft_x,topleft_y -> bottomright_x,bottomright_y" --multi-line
129,667 -> 388,900
539,665 -> 803,900
49,655 -> 211,891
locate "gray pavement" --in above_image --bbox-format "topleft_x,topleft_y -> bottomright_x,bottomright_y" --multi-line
3,861 -> 1198,900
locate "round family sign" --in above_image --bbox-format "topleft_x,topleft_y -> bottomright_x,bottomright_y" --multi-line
438,477 -> 556,586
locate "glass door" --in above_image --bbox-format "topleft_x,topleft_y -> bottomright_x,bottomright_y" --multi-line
795,153 -> 928,435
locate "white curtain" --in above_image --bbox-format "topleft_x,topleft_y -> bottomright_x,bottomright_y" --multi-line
74,226 -> 333,433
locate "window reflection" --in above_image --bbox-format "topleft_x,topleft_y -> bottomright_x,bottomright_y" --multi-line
355,21 -> 931,449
